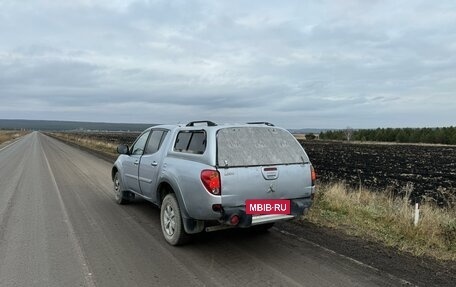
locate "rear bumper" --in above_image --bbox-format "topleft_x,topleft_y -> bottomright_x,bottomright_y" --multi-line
220,197 -> 313,227
251,214 -> 295,225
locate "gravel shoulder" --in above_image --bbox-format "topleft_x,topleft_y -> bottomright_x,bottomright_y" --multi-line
277,220 -> 456,287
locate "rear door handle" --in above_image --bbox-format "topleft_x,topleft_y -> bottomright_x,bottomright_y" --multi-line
134,160 -> 139,166
151,161 -> 158,166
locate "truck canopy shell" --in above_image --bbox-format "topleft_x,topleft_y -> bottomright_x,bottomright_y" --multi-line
216,127 -> 309,167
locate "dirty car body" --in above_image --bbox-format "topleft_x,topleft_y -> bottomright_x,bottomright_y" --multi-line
112,121 -> 316,245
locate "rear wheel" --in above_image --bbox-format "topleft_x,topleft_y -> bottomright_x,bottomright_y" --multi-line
113,172 -> 132,205
160,194 -> 189,245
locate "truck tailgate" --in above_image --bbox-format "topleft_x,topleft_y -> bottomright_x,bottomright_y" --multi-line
219,163 -> 313,207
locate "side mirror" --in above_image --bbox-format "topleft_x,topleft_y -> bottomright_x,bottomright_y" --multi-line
117,144 -> 130,155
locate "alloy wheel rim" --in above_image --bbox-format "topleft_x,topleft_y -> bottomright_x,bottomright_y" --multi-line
114,177 -> 120,199
163,204 -> 176,236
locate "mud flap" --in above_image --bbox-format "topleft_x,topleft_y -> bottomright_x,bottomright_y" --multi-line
182,218 -> 205,234
290,198 -> 312,215
124,191 -> 136,200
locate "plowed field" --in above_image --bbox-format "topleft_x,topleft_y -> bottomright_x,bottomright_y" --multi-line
301,141 -> 456,206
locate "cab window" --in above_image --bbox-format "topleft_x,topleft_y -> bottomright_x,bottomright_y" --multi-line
174,131 -> 206,154
131,131 -> 150,155
144,130 -> 167,154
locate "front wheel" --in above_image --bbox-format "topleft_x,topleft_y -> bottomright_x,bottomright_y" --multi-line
113,172 -> 132,205
160,194 -> 189,245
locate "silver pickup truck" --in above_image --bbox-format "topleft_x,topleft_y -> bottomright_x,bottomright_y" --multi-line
112,121 -> 316,245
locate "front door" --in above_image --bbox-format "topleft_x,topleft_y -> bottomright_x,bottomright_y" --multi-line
124,130 -> 150,194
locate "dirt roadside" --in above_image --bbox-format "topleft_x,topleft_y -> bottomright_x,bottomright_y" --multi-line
49,134 -> 456,287
277,220 -> 455,286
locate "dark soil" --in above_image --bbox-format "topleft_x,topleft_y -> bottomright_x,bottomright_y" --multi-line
66,131 -> 141,146
301,140 -> 456,206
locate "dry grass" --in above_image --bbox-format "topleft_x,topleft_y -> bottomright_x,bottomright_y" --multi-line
50,132 -> 118,156
0,130 -> 29,145
293,134 -> 307,141
307,182 -> 456,261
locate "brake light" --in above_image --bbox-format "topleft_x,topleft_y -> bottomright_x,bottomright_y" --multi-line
311,165 -> 316,186
201,170 -> 221,195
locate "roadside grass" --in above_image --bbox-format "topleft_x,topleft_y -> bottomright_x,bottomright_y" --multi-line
0,130 -> 28,145
293,134 -> 307,141
49,132 -> 118,156
306,182 -> 456,261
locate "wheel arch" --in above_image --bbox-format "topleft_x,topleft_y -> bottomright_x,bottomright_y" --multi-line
111,166 -> 119,181
157,179 -> 204,234
156,180 -> 187,212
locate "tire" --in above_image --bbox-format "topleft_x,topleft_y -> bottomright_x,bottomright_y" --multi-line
160,193 -> 189,245
113,172 -> 132,205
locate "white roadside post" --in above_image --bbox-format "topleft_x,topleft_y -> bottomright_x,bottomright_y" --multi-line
414,203 -> 420,227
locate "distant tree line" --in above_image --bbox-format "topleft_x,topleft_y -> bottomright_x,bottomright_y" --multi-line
320,127 -> 456,144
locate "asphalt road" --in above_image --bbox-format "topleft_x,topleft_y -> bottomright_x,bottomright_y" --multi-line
0,132 -> 409,287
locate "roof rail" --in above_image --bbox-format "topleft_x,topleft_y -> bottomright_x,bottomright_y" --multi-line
246,122 -> 275,127
186,120 -> 218,127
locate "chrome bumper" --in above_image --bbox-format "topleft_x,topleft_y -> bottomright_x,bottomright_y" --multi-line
251,214 -> 295,225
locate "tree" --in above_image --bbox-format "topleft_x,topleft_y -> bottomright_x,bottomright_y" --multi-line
344,126 -> 353,141
306,133 -> 317,140
395,129 -> 407,142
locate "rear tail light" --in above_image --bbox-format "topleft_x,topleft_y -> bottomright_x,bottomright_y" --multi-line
310,165 -> 316,186
201,170 -> 221,195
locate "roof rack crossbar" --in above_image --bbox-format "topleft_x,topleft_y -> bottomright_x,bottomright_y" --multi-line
186,120 -> 218,127
246,122 -> 275,127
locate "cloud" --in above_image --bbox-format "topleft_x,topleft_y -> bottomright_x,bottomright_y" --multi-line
0,0 -> 455,128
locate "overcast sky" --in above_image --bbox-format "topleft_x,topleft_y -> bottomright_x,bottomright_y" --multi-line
0,0 -> 455,128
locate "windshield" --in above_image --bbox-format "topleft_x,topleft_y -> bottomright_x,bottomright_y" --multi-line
217,127 -> 309,167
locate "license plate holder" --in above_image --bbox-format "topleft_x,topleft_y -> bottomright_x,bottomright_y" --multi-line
245,199 -> 291,215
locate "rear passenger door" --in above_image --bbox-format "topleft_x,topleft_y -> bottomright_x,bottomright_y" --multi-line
139,129 -> 168,200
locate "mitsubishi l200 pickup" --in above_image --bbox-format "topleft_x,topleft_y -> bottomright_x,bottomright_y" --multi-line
112,121 -> 316,245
